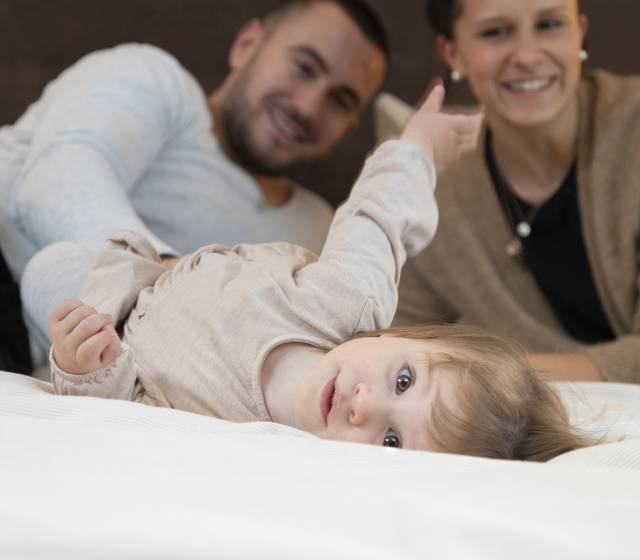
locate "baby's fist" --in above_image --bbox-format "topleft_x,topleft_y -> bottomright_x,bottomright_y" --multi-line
49,299 -> 121,374
401,85 -> 483,172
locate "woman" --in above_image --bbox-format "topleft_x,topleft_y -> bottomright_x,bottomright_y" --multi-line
396,0 -> 640,382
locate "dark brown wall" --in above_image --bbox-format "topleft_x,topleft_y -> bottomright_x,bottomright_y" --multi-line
2,0 -> 639,206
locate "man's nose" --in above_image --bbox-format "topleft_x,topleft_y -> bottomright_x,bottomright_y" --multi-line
348,383 -> 378,426
292,85 -> 325,118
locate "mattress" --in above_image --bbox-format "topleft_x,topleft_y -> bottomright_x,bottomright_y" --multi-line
1,371 -> 639,559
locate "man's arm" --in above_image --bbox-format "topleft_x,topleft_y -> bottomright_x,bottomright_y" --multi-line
14,45 -> 191,255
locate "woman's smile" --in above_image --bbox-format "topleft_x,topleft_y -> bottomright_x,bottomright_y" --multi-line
501,75 -> 557,94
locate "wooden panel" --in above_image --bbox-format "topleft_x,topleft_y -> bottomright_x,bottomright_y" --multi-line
1,0 -> 638,205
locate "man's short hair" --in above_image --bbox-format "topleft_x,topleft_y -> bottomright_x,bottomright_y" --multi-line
262,0 -> 390,58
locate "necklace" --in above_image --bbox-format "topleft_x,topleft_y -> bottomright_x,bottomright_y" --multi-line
497,173 -> 540,258
487,136 -> 540,258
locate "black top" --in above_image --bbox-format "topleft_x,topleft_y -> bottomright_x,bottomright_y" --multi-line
0,247 -> 32,374
485,133 -> 616,344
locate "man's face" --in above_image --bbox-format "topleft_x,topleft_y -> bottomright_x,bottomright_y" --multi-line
219,2 -> 387,176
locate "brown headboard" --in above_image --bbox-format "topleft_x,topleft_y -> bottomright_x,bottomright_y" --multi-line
2,0 -> 638,206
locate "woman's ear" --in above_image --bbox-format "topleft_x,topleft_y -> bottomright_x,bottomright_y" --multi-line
579,14 -> 589,44
228,18 -> 265,70
436,35 -> 464,77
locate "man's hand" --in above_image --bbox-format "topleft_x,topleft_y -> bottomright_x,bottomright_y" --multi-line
401,84 -> 483,173
48,299 -> 121,374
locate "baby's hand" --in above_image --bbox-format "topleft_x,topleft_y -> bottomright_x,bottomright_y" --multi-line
48,299 -> 121,374
401,84 -> 483,172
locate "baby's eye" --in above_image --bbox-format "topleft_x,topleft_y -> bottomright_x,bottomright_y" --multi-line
383,428 -> 401,448
395,367 -> 413,394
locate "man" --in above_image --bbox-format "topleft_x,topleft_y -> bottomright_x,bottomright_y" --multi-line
0,0 -> 389,368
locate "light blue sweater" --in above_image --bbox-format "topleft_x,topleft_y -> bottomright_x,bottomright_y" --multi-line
0,44 -> 334,364
0,43 -> 333,279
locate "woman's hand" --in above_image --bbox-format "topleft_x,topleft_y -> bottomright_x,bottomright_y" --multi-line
528,351 -> 605,382
48,299 -> 121,374
401,84 -> 483,173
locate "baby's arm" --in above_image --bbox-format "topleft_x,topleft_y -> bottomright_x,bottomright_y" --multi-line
48,299 -> 144,401
401,84 -> 483,173
49,299 -> 121,375
295,87 -> 483,335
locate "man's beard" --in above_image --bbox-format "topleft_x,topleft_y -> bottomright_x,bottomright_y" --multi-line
219,81 -> 293,177
219,68 -> 317,178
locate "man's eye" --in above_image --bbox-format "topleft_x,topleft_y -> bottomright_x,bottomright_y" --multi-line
383,428 -> 401,448
330,94 -> 352,112
295,61 -> 315,79
395,367 -> 413,394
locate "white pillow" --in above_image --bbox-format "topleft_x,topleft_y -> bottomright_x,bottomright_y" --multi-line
550,382 -> 640,468
373,92 -> 414,143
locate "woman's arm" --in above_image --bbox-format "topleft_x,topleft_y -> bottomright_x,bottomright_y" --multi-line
394,253 -> 458,326
528,351 -> 604,382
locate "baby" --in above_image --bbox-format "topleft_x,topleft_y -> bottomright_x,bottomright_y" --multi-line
48,87 -> 590,460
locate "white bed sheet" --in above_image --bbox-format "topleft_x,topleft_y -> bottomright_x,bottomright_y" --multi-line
1,371 -> 639,560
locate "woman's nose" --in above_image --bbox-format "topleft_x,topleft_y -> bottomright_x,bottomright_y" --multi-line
348,383 -> 376,426
511,32 -> 543,68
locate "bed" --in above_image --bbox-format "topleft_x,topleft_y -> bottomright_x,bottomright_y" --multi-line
1,370 -> 639,559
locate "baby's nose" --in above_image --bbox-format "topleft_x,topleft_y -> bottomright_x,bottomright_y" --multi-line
348,383 -> 377,426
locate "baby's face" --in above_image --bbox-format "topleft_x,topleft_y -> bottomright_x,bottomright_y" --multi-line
294,337 -> 461,451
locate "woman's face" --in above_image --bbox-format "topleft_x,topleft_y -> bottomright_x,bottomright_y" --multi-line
440,0 -> 587,129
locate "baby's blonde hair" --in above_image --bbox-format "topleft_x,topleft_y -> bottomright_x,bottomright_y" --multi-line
355,324 -> 594,461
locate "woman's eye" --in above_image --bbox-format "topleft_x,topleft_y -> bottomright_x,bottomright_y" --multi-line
395,367 -> 413,394
383,429 -> 401,448
537,18 -> 562,32
480,26 -> 510,39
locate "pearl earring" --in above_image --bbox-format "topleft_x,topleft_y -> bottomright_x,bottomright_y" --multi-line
451,70 -> 463,82
579,49 -> 589,62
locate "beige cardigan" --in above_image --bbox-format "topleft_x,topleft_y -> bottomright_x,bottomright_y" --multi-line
396,70 -> 640,383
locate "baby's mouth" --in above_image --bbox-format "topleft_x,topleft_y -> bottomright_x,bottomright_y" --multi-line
320,376 -> 337,426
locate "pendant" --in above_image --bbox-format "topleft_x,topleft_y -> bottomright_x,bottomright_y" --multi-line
506,237 -> 523,258
516,221 -> 531,238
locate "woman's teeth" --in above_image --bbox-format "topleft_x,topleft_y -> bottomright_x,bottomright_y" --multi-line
506,78 -> 553,93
